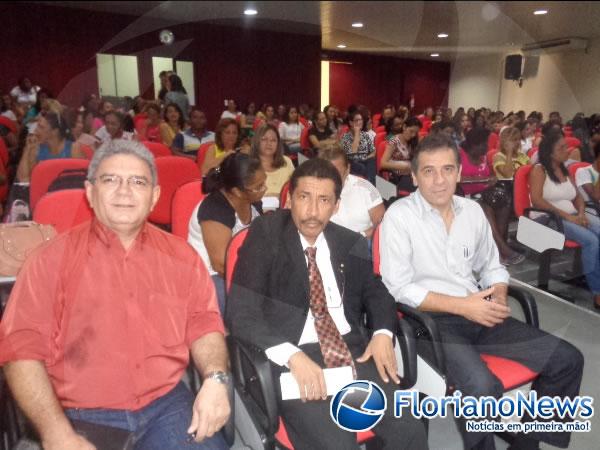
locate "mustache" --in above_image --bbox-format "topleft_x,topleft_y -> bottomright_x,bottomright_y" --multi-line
300,218 -> 324,227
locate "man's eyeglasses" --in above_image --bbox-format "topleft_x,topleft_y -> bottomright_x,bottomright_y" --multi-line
90,174 -> 151,189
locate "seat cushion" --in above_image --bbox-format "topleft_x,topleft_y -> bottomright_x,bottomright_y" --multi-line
480,354 -> 539,390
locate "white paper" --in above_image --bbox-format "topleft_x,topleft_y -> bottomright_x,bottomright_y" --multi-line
280,366 -> 354,400
262,196 -> 280,210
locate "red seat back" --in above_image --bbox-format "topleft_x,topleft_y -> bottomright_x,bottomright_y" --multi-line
513,165 -> 533,217
488,132 -> 499,151
568,162 -> 590,182
527,146 -> 538,159
487,148 -> 499,168
375,125 -> 386,133
565,136 -> 581,149
376,140 -> 387,172
373,226 -> 381,275
80,145 -> 94,160
280,180 -> 290,209
225,228 -> 249,292
372,113 -> 382,127
196,142 -> 215,172
0,138 -> 9,167
30,159 -> 90,211
374,132 -> 387,149
142,141 -> 172,158
300,126 -> 311,151
0,116 -> 17,134
171,180 -> 204,240
33,189 -> 93,234
149,156 -> 201,225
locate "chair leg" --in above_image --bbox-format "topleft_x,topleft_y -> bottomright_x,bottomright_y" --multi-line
537,250 -> 552,290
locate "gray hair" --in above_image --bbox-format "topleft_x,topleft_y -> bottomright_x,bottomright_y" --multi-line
87,140 -> 158,186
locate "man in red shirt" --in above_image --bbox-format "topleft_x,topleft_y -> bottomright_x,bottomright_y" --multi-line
0,140 -> 230,450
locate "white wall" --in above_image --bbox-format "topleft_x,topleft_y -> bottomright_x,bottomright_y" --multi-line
449,37 -> 600,118
448,54 -> 503,111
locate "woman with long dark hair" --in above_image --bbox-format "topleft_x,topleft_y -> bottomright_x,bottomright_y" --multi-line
188,153 -> 266,313
531,130 -> 600,308
164,73 -> 190,121
159,103 -> 185,147
17,111 -> 85,181
380,116 -> 421,192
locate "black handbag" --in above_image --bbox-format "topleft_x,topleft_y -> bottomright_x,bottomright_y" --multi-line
71,420 -> 134,450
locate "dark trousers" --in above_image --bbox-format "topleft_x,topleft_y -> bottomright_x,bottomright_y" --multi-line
274,333 -> 428,450
427,315 -> 584,450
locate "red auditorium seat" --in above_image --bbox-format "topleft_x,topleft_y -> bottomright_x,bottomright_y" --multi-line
80,145 -> 94,160
149,156 -> 201,226
487,148 -> 499,168
488,132 -> 499,151
142,141 -> 172,158
196,141 -> 215,172
372,113 -> 382,127
30,159 -> 90,211
171,180 -> 204,240
376,140 -> 388,176
33,189 -> 93,234
565,136 -> 581,150
374,131 -> 387,149
300,126 -> 311,152
279,181 -> 290,209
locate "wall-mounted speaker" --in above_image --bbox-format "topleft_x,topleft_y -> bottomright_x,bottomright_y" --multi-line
504,54 -> 523,80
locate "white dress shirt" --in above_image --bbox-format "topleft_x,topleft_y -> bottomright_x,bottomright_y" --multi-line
380,190 -> 509,308
266,232 -> 392,366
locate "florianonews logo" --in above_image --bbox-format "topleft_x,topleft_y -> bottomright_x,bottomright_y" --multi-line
330,381 -> 387,432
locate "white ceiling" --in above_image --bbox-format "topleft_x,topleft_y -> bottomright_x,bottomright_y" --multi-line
41,1 -> 600,61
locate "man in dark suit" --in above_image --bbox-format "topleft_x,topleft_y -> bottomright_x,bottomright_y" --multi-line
226,158 -> 428,450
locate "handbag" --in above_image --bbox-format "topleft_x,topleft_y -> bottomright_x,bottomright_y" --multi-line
0,221 -> 56,276
71,420 -> 134,450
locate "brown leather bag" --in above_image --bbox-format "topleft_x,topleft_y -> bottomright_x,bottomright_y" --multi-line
0,222 -> 56,276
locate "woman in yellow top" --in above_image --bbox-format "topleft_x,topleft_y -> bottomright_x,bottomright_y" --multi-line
250,124 -> 294,210
492,126 -> 530,264
159,103 -> 184,147
201,118 -> 241,175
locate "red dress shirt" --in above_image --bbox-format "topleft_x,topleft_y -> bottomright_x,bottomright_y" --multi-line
0,219 -> 224,410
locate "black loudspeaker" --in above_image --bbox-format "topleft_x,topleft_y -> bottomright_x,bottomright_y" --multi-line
505,54 -> 523,80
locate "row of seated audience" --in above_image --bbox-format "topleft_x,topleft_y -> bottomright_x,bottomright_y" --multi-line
0,133 -> 584,450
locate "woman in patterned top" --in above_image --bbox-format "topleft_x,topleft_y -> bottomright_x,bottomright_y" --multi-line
380,116 -> 422,192
340,110 -> 376,185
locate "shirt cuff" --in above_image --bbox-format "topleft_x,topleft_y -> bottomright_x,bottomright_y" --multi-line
373,329 -> 394,339
398,284 -> 430,308
480,269 -> 510,289
265,342 -> 302,367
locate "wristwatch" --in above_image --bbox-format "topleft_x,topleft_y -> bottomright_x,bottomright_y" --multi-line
204,370 -> 231,385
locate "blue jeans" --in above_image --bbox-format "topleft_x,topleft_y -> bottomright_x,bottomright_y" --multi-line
562,214 -> 600,294
211,274 -> 226,315
65,382 -> 228,450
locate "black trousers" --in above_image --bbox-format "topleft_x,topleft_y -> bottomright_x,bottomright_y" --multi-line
427,315 -> 584,450
274,333 -> 429,450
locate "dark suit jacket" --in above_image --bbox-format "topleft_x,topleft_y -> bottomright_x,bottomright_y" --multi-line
226,210 -> 398,354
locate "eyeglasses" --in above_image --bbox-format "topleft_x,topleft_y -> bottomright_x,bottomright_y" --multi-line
244,183 -> 268,194
90,174 -> 151,189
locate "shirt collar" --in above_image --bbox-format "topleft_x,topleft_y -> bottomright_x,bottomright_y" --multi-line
413,189 -> 463,219
89,218 -> 150,251
299,231 -> 327,253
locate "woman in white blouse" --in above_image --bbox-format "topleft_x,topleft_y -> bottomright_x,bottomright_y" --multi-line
278,106 -> 304,156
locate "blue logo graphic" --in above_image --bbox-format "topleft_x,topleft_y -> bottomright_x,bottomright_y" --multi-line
330,381 -> 387,432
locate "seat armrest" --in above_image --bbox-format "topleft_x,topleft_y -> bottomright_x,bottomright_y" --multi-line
524,207 -> 565,233
508,285 -> 539,328
396,318 -> 417,389
396,303 -> 446,375
228,336 -> 279,437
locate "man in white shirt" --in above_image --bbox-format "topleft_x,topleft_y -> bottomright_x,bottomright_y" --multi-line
227,158 -> 427,449
380,133 -> 584,450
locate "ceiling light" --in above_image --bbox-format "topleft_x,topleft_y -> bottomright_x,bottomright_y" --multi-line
244,8 -> 258,16
352,22 -> 364,28
533,9 -> 548,15
430,53 -> 440,57
337,44 -> 347,49
437,33 -> 449,38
